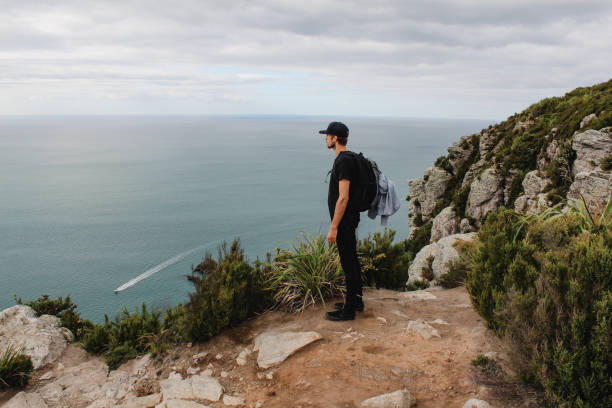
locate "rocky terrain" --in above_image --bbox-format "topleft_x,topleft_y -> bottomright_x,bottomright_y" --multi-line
1,288 -> 542,408
405,79 -> 611,287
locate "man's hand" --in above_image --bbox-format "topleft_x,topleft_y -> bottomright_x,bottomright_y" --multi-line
327,225 -> 338,243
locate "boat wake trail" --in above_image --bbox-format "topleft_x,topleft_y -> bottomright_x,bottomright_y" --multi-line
113,243 -> 215,293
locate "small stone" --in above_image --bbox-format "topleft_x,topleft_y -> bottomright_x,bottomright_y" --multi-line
255,401 -> 264,408
191,374 -> 223,402
462,399 -> 493,408
57,363 -> 65,370
192,352 -> 208,363
405,320 -> 441,340
484,351 -> 497,359
187,366 -> 200,375
341,333 -> 353,339
215,353 -> 223,360
123,393 -> 162,408
265,372 -> 274,380
223,394 -> 245,406
221,370 -> 229,378
39,371 -> 54,380
202,369 -> 213,376
376,317 -> 387,324
236,348 -> 251,366
360,389 -> 416,408
207,363 -> 214,369
168,371 -> 182,380
429,319 -> 449,325
254,330 -> 323,369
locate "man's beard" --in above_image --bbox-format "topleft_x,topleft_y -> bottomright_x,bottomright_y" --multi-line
327,141 -> 335,149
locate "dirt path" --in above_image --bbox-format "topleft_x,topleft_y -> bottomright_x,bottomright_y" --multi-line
1,287 -> 543,407
159,287 -> 542,408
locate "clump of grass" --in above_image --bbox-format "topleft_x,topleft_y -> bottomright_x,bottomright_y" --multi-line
266,233 -> 344,312
601,154 -> 612,171
406,279 -> 430,291
0,345 -> 33,390
471,354 -> 495,367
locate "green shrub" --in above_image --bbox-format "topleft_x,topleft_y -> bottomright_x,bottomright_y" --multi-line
504,230 -> 612,407
358,229 -> 413,290
434,155 -> 453,174
465,208 -> 539,331
80,303 -> 164,370
405,279 -> 430,291
185,239 -> 272,339
466,205 -> 612,407
471,354 -> 495,367
0,345 -> 33,389
407,221 -> 432,255
266,233 -> 342,312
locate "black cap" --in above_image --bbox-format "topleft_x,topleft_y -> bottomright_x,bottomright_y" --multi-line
319,122 -> 349,138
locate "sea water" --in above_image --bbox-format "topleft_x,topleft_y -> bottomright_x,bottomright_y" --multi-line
0,115 -> 494,321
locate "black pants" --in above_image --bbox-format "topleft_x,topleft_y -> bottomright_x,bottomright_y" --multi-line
337,220 -> 362,307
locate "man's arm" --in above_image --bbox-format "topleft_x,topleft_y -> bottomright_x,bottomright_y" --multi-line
328,179 -> 350,243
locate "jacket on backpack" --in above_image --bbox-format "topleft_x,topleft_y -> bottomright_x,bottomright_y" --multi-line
367,173 -> 401,226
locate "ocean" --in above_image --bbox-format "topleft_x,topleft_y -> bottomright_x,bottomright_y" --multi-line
0,115 -> 494,321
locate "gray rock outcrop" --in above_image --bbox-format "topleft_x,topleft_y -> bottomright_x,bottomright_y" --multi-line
462,399 -> 494,408
407,233 -> 477,285
407,167 -> 453,237
514,170 -> 552,214
466,167 -> 503,224
4,392 -> 48,408
0,305 -> 69,369
360,389 -> 417,408
572,127 -> 612,174
405,320 -> 440,340
253,330 -> 322,369
430,206 -> 459,242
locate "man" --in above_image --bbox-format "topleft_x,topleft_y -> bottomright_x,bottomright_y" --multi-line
319,121 -> 364,321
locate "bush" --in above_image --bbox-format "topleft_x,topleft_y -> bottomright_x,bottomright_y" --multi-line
266,233 -> 343,312
405,279 -> 430,291
602,154 -> 612,171
466,206 -> 612,407
184,239 -> 272,340
80,303 -> 165,370
465,208 -> 539,331
0,345 -> 33,389
358,229 -> 413,290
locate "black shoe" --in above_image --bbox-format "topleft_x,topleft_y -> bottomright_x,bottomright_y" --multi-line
325,308 -> 355,321
334,300 -> 364,312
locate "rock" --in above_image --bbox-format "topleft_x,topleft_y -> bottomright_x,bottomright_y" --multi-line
220,370 -> 229,378
236,348 -> 251,366
255,401 -> 264,408
168,371 -> 182,380
514,193 -> 551,215
215,353 -> 223,360
0,305 -> 69,369
165,401 -> 211,408
405,320 -> 440,340
430,206 -> 459,242
400,291 -> 437,301
447,135 -> 476,176
407,167 -> 454,236
253,331 -> 322,369
376,317 -> 387,325
522,171 -> 550,198
580,113 -> 597,128
223,395 -> 245,406
466,167 -> 503,224
123,393 -> 162,408
406,242 -> 436,284
202,369 -> 213,376
186,366 -> 200,375
38,359 -> 109,405
192,352 -> 208,363
459,218 -> 473,233
462,399 -> 493,408
191,374 -> 223,402
431,233 -> 475,279
429,319 -> 448,325
60,327 -> 75,342
360,389 -> 416,408
567,171 -> 612,211
39,371 -> 55,380
406,233 -> 476,285
4,392 -> 48,408
572,128 -> 612,174
514,119 -> 534,131
159,378 -> 194,400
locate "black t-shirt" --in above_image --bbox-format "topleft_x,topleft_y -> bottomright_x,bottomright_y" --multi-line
328,151 -> 360,225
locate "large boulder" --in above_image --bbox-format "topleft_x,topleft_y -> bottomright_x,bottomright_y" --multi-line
514,170 -> 552,214
407,167 -> 453,237
466,167 -> 504,224
572,127 -> 612,175
407,233 -> 477,285
567,171 -> 612,210
447,134 -> 476,176
430,206 -> 459,242
0,305 -> 69,369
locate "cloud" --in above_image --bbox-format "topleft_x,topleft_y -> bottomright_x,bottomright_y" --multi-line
0,0 -> 611,117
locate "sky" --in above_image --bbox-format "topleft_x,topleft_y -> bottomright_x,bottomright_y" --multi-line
1,0 -> 611,119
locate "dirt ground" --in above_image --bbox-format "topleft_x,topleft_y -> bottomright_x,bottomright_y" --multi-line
1,287 -> 544,408
154,286 -> 543,408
